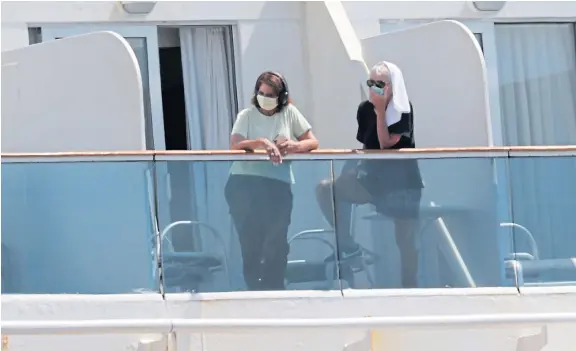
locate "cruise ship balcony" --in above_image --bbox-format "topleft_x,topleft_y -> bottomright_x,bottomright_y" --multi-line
2,4 -> 576,349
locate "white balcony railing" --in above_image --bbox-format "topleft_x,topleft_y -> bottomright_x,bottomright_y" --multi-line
3,313 -> 576,335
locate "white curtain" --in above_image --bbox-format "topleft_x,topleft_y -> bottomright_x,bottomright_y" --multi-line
180,27 -> 234,150
495,23 -> 576,146
495,24 -> 576,282
180,27 -> 241,290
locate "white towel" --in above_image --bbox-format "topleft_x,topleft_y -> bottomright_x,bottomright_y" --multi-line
381,61 -> 411,126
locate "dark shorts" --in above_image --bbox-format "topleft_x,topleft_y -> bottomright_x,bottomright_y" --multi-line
368,187 -> 422,220
344,159 -> 422,220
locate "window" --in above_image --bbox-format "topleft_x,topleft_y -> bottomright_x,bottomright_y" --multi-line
380,22 -> 484,52
474,33 -> 484,53
495,23 -> 576,146
28,27 -> 42,45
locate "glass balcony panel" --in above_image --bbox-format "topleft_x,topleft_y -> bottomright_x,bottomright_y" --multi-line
155,158 -> 336,293
508,153 -> 576,288
1,160 -> 159,294
330,155 -> 513,290
13,151 -> 573,295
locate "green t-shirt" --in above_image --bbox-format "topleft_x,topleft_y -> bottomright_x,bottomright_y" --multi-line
229,104 -> 312,184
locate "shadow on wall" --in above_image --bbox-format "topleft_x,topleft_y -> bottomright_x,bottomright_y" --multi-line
304,1 -> 368,150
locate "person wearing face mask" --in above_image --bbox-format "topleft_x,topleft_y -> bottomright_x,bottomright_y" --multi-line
315,61 -> 423,288
225,71 -> 319,291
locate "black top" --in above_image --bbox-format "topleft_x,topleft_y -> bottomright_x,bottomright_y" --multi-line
356,100 -> 423,192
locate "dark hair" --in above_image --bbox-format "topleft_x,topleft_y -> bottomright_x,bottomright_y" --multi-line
251,71 -> 292,113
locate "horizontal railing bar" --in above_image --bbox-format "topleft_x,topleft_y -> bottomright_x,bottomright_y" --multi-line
508,146 -> 576,152
151,147 -> 514,154
171,313 -> 576,331
1,155 -> 155,163
1,319 -> 172,335
3,146 -> 576,157
2,147 -> 575,163
1,151 -> 156,157
3,145 -> 576,158
3,313 -> 576,335
0,152 -> 507,163
154,150 -> 510,161
508,150 -> 576,158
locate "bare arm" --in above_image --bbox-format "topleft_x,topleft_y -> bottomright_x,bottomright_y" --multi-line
375,106 -> 401,149
230,133 -> 265,151
231,133 -> 283,164
278,130 -> 319,154
278,105 -> 319,154
295,130 -> 319,152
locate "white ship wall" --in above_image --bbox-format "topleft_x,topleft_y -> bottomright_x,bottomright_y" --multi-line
3,289 -> 576,351
1,31 -> 147,152
0,1 -> 313,127
4,1 -> 576,49
342,1 -> 576,39
2,1 -> 576,147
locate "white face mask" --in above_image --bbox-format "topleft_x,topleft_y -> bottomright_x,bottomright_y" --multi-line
257,95 -> 278,111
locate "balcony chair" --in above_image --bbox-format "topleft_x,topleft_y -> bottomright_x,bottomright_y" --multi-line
285,229 -> 340,290
501,222 -> 576,287
362,206 -> 576,288
160,220 -> 230,293
285,206 -> 378,290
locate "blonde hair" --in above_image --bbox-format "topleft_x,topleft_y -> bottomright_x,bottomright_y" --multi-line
370,61 -> 391,83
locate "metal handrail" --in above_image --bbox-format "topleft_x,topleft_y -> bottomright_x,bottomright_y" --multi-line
3,313 -> 576,335
2,146 -> 576,163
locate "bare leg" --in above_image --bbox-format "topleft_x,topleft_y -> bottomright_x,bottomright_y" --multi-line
315,171 -> 372,253
394,218 -> 419,288
316,179 -> 337,228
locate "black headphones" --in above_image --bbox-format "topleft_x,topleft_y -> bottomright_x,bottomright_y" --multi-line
254,71 -> 290,106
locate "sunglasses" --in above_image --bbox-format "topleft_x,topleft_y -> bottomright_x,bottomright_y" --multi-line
366,79 -> 386,89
